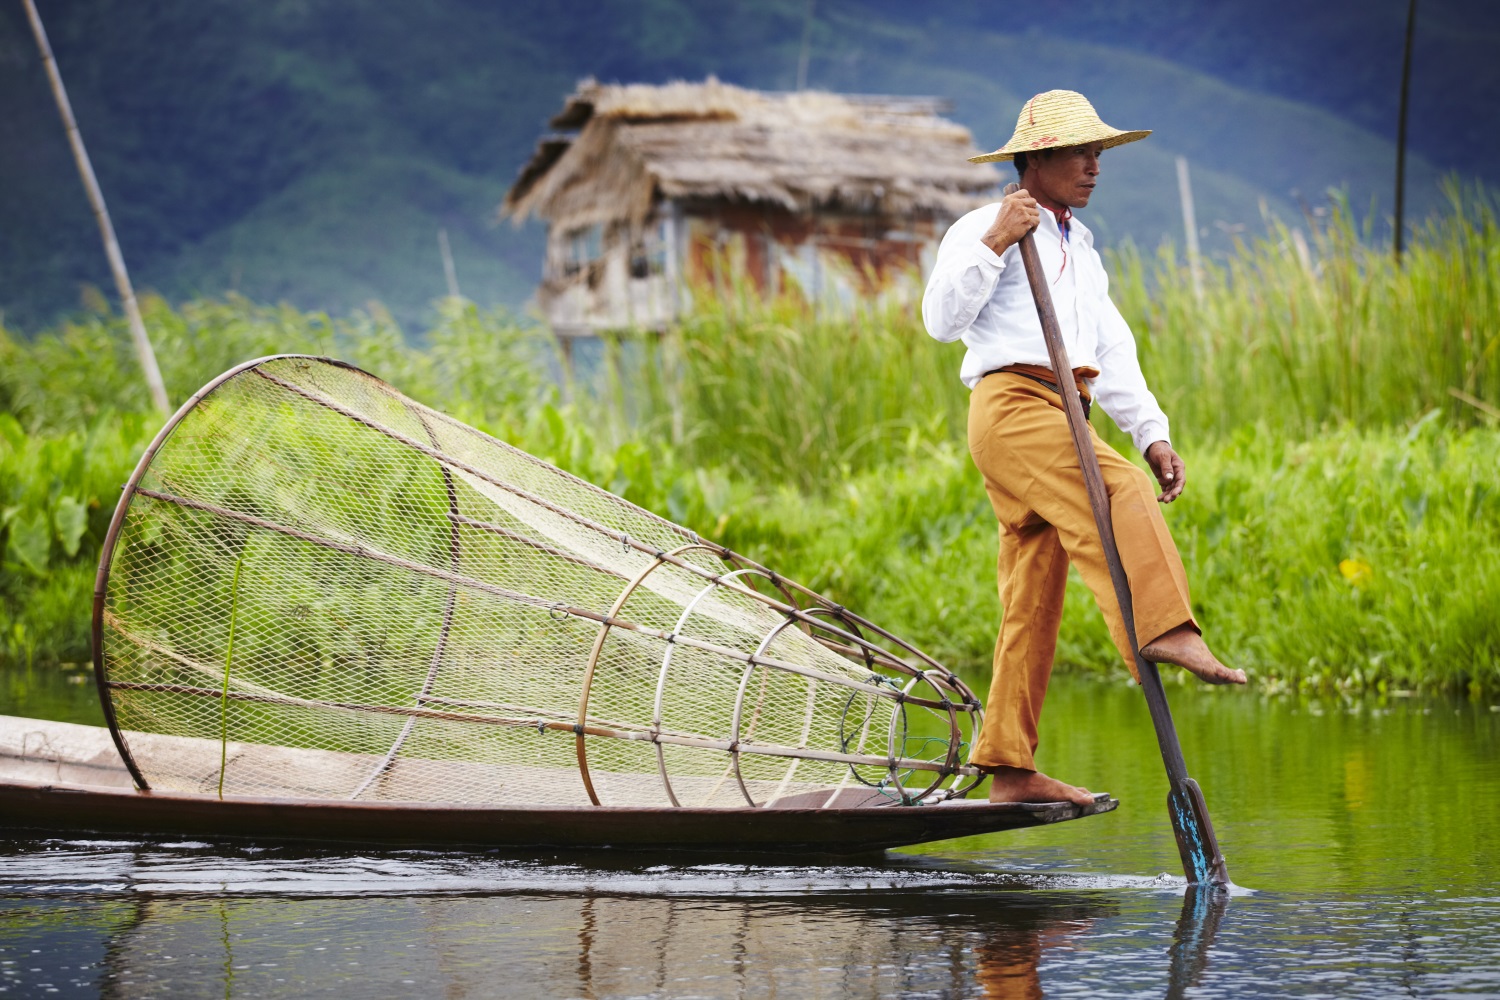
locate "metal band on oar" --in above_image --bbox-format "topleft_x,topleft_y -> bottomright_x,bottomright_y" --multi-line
1005,182 -> 1230,886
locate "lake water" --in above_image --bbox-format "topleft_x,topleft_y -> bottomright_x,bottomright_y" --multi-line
1,663 -> 1496,997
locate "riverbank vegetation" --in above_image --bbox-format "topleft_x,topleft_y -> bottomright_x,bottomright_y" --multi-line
2,190 -> 1496,693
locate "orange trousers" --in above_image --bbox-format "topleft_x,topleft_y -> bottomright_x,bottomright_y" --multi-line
966,372 -> 1197,771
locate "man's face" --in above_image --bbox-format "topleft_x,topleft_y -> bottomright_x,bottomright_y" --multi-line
1031,142 -> 1104,209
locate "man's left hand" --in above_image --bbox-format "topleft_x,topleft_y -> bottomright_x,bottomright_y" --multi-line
1145,441 -> 1186,503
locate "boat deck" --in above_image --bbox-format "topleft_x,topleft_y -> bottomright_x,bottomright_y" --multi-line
0,715 -> 1117,855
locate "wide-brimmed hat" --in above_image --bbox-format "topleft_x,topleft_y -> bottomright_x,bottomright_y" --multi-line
969,90 -> 1150,163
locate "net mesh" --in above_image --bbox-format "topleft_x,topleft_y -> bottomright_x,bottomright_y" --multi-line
97,356 -> 982,809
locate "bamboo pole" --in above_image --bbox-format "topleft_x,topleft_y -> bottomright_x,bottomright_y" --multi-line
1394,0 -> 1418,261
1175,156 -> 1204,304
22,0 -> 170,415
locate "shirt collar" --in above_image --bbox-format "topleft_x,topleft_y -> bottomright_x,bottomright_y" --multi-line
1035,205 -> 1093,248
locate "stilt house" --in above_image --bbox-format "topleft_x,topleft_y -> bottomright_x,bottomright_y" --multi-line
502,78 -> 1000,338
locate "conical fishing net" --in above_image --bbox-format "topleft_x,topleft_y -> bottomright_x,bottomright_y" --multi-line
94,356 -> 982,809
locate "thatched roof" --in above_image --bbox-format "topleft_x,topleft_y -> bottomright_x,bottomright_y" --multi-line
503,78 -> 1001,231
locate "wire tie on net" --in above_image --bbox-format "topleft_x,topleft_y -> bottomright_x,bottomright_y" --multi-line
572,723 -> 585,736
548,602 -> 568,621
654,549 -> 666,560
536,720 -> 547,735
665,632 -> 677,644
621,535 -> 632,554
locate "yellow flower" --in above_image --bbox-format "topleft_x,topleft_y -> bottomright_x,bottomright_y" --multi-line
1339,558 -> 1373,587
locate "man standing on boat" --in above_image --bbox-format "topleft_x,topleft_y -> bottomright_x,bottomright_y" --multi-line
922,90 -> 1246,807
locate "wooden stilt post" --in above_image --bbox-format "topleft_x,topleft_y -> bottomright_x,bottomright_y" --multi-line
22,0 -> 170,416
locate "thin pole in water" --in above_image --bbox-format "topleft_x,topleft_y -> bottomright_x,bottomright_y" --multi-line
21,0 -> 170,415
1394,0 -> 1418,261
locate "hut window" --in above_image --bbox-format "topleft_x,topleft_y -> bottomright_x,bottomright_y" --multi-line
563,225 -> 604,274
630,222 -> 669,280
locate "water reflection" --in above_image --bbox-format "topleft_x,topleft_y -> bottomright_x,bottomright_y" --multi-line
1166,884 -> 1229,1000
5,836 -> 1495,997
9,883 -> 1126,998
0,836 -> 1239,999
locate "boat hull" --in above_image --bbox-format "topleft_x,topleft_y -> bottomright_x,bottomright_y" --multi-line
0,715 -> 1116,855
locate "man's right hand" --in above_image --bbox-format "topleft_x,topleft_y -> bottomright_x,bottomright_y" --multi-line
981,188 -> 1041,257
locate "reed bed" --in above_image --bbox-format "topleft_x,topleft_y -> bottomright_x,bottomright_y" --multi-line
2,188 -> 1496,691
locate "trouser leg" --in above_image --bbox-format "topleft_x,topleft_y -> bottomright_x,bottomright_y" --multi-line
966,375 -> 1198,769
968,514 -> 1070,770
1031,428 -> 1197,674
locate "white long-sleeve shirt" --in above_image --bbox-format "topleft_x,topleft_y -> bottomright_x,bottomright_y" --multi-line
922,203 -> 1170,454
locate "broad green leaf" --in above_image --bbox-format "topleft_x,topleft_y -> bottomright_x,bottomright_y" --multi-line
54,495 -> 88,557
7,509 -> 50,574
0,413 -> 24,453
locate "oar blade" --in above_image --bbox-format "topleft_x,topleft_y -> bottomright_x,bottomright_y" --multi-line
1167,778 -> 1229,885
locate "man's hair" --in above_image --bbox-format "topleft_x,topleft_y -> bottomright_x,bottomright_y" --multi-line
1013,148 -> 1055,178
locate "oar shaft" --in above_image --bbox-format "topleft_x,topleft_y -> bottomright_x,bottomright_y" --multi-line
1004,184 -> 1227,884
1012,234 -> 1189,783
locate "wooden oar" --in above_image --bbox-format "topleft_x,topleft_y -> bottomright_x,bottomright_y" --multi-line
1004,182 -> 1230,886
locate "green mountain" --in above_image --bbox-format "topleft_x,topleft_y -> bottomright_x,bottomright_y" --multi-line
0,0 -> 1475,331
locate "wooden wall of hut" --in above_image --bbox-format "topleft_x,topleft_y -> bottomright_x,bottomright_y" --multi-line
540,200 -> 952,338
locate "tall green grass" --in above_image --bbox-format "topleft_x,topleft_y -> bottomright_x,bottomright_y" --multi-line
2,190 -> 1496,691
1114,182 -> 1500,443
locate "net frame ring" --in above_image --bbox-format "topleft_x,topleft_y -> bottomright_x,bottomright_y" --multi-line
725,614 -> 805,808
90,354 -> 363,793
804,606 -> 965,806
575,542 -> 722,807
651,566 -> 775,808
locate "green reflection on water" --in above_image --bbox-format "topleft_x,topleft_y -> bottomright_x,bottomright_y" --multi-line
0,662 -> 104,727
915,672 -> 1500,896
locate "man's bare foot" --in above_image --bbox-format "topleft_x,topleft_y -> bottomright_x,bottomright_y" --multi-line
986,765 -> 1094,807
1140,625 -> 1247,685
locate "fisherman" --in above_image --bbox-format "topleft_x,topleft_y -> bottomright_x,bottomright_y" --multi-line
922,90 -> 1247,807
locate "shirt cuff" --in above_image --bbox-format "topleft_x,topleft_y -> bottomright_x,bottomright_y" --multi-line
972,238 -> 1007,270
1133,422 -> 1170,455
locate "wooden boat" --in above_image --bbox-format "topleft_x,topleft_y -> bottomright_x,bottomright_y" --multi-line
0,714 -> 1115,854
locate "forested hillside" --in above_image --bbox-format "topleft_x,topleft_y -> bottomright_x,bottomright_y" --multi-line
0,0 -> 1487,330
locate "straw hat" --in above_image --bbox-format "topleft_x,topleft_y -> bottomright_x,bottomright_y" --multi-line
969,90 -> 1150,163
